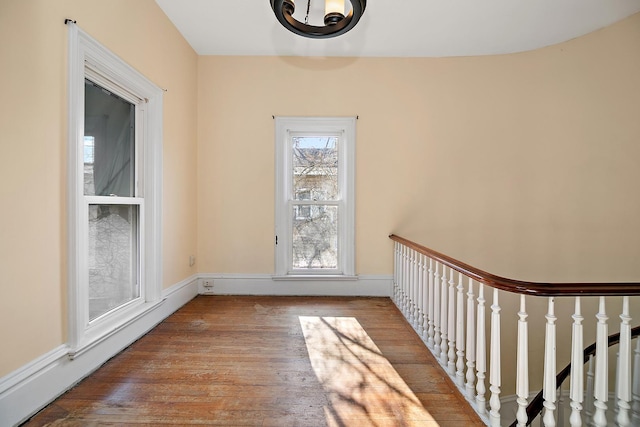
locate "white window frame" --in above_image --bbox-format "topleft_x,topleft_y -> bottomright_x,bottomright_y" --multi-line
67,24 -> 163,357
274,117 -> 356,279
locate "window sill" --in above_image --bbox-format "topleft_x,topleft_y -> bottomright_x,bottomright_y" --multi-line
272,274 -> 359,281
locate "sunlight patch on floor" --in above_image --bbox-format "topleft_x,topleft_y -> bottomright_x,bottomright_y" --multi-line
300,316 -> 439,427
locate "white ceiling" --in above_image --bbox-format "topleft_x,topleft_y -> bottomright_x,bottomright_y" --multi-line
155,0 -> 640,58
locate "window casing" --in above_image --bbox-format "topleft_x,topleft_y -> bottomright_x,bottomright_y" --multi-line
274,117 -> 356,278
67,24 -> 163,356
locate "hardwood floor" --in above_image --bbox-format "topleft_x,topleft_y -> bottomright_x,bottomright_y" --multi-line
22,296 -> 485,426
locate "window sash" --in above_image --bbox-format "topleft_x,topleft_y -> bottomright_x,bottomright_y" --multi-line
86,203 -> 141,322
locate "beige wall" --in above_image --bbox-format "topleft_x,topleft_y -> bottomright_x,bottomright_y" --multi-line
1,0 -> 638,398
0,0 -> 198,376
198,13 -> 640,283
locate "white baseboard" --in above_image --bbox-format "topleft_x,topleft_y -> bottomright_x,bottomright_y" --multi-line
197,273 -> 393,297
0,275 -> 199,427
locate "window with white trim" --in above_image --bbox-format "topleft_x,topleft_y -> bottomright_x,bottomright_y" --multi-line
274,117 -> 356,278
67,24 -> 163,356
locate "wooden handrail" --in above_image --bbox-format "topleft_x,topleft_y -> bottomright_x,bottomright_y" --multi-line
389,234 -> 640,297
508,325 -> 640,427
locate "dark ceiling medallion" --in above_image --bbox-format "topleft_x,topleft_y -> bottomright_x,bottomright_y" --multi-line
270,0 -> 367,39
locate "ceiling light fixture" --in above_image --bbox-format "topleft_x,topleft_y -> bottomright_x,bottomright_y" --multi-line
270,0 -> 366,39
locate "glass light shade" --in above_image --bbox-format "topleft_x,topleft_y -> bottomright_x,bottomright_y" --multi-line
325,0 -> 344,16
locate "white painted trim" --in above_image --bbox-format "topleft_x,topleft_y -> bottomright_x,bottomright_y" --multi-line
198,273 -> 392,296
66,23 -> 164,355
0,276 -> 198,427
274,116 -> 357,277
0,346 -> 70,402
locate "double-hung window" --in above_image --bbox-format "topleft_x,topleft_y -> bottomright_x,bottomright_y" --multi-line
67,24 -> 163,355
274,117 -> 356,278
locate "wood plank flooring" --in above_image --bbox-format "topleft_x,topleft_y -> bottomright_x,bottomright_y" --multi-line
22,296 -> 485,426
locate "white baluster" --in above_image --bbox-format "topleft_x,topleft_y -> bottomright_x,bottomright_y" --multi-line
419,254 -> 427,340
414,253 -> 420,328
592,297 -> 608,427
396,244 -> 402,307
418,254 -> 425,336
398,245 -> 405,312
404,246 -> 411,318
409,249 -> 416,325
413,250 -> 420,330
433,262 -> 442,357
466,277 -> 477,399
615,351 -> 620,418
489,288 -> 501,427
616,296 -> 632,427
440,265 -> 449,365
456,272 -> 466,387
476,283 -> 487,415
406,248 -> 412,321
447,268 -> 456,374
516,294 -> 529,427
632,337 -> 640,424
585,354 -> 595,423
393,242 -> 398,302
558,385 -> 565,427
403,246 -> 410,317
569,297 -> 584,427
543,297 -> 557,427
427,258 -> 435,349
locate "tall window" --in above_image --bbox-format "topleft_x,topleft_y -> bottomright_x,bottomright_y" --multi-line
274,117 -> 356,277
67,24 -> 163,355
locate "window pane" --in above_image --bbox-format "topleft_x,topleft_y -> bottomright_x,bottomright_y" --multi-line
88,204 -> 139,321
292,205 -> 338,269
292,136 -> 338,201
84,79 -> 135,197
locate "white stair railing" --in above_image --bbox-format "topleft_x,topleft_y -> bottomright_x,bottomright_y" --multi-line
389,234 -> 640,427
